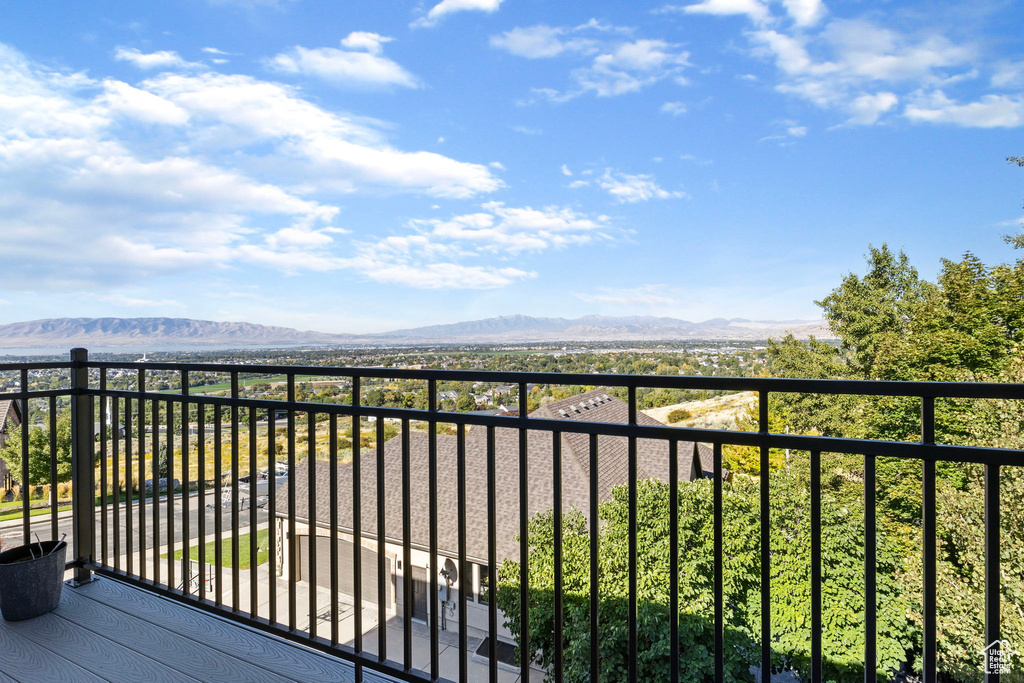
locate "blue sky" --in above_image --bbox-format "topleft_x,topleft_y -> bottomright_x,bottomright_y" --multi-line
1,0 -> 1022,333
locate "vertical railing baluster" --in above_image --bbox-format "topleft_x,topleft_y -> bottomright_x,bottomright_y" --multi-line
19,368 -> 28,545
125,391 -> 134,576
161,399 -> 171,588
589,433 -> 600,682
351,376 -> 363,658
865,454 -> 876,682
267,408 -> 277,625
759,389 -> 771,683
518,381 -> 530,683
669,440 -> 679,683
401,417 -> 412,671
231,373 -> 240,612
198,405 -> 206,603
113,396 -> 121,572
627,385 -> 638,683
457,422 -> 468,683
287,374 -> 297,630
182,374 -> 191,597
48,396 -> 58,539
486,424 -> 498,683
138,368 -> 147,582
214,404 -> 223,607
811,450 -> 822,683
427,378 -> 439,681
553,431 -> 564,683
985,463 -> 1001,683
308,411 -> 317,639
249,406 -> 258,617
376,415 -> 387,663
921,396 -> 936,683
329,413 -> 340,648
100,372 -> 108,567
714,442 -> 724,682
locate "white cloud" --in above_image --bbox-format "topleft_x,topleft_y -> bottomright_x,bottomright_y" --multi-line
992,61 -> 1024,89
340,201 -> 612,289
202,47 -> 230,55
404,201 -> 612,254
574,284 -> 676,308
99,80 -> 190,125
98,294 -> 185,308
681,0 -> 769,25
113,47 -> 201,70
493,23 -> 690,100
340,31 -> 393,55
264,39 -> 418,89
413,0 -> 503,28
661,101 -> 687,116
598,170 -> 688,203
844,91 -> 898,125
146,72 -> 500,196
681,153 -> 712,165
351,260 -> 533,289
904,91 -> 1024,128
0,42 -> 507,294
781,0 -> 826,27
561,164 -> 573,176
490,25 -> 574,59
746,19 -> 978,125
787,125 -> 807,136
574,39 -> 691,97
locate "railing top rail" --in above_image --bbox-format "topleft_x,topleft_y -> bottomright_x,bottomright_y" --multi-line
86,386 -> 1024,466
0,360 -> 74,371
82,360 -> 1024,400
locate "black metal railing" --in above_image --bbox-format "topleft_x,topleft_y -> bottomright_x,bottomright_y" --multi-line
0,349 -> 1022,683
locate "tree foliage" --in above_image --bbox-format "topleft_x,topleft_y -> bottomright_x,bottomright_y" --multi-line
0,412 -> 72,486
497,475 -> 914,683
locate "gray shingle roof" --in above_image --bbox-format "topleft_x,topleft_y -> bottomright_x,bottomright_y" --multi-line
279,389 -> 715,564
0,400 -> 20,433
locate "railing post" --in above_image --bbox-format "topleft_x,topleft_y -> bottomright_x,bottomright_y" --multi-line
70,347 -> 96,585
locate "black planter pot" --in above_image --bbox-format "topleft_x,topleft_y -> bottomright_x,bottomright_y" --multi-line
0,540 -> 67,621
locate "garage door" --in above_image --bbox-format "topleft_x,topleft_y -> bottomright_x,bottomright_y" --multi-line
296,535 -> 390,606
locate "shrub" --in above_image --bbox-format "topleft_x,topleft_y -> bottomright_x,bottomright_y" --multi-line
666,408 -> 692,423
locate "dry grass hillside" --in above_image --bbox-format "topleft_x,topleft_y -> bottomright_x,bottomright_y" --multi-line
643,391 -> 756,430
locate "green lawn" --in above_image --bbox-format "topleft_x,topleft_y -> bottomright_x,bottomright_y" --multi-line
162,528 -> 270,569
0,504 -> 72,523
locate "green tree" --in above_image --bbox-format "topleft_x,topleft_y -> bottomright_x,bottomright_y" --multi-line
816,244 -> 928,380
497,475 -> 914,682
157,443 -> 169,480
0,412 -> 72,486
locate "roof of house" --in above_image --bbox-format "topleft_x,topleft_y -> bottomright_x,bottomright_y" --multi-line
0,400 -> 20,432
278,389 -> 714,564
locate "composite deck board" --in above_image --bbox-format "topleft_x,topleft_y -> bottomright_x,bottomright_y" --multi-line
0,624 -> 105,683
58,588 -> 295,683
2,609 -> 200,682
0,576 -> 399,683
75,577 -> 395,682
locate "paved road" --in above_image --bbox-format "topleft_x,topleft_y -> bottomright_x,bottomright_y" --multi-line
1,485 -> 278,566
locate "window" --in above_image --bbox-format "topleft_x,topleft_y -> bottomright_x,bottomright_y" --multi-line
477,563 -> 491,605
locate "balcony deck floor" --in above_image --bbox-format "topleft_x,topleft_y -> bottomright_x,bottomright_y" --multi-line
0,574 -> 397,683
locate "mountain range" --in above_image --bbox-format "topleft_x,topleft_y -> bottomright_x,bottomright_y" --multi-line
0,315 -> 832,349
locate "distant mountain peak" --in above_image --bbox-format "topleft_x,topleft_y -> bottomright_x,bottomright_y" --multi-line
0,314 -> 833,349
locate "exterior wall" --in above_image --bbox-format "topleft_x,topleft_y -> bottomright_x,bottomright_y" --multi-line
275,516 -> 514,642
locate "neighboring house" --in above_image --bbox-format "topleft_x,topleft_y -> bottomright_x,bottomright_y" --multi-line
0,400 -> 22,490
274,389 -> 716,646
